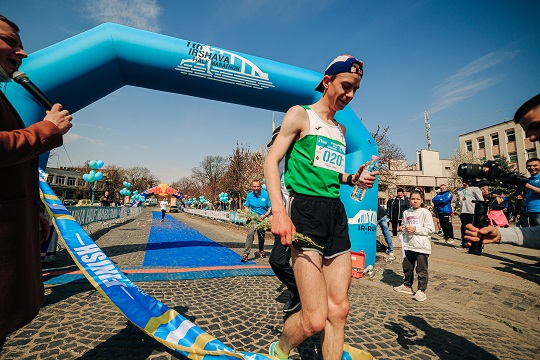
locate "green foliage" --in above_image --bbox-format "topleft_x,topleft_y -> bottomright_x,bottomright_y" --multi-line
236,210 -> 324,250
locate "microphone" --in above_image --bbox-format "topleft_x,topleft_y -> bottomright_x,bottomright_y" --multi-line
12,71 -> 54,110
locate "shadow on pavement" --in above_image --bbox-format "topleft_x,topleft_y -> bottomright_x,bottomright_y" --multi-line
478,252 -> 540,286
43,281 -> 95,308
386,315 -> 498,359
380,268 -> 403,287
78,321 -> 186,360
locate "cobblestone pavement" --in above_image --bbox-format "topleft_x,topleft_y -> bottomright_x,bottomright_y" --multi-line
2,209 -> 539,359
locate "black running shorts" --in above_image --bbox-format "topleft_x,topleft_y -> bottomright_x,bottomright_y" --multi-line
287,191 -> 351,259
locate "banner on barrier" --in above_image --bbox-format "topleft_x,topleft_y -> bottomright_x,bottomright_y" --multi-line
67,206 -> 143,226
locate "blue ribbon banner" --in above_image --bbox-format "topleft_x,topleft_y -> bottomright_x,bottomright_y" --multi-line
39,169 -> 276,359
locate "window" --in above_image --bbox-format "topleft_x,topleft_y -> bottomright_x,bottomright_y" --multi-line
67,177 -> 76,186
491,133 -> 499,146
527,148 -> 538,159
465,140 -> 472,152
477,137 -> 485,149
506,129 -> 515,142
509,152 -> 518,163
55,176 -> 65,185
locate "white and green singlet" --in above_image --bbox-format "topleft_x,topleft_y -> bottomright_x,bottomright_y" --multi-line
284,105 -> 346,199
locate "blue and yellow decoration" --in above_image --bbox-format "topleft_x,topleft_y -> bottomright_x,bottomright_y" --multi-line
39,169 -> 277,360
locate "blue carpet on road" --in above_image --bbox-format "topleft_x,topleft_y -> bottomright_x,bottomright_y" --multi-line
143,213 -> 253,267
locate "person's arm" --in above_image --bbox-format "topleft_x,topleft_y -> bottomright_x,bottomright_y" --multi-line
264,106 -> 307,246
463,223 -> 501,244
525,182 -> 540,195
0,103 -> 71,168
260,207 -> 272,219
464,223 -> 540,250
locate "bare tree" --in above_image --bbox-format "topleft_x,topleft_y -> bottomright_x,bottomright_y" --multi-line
102,164 -> 126,200
371,126 -> 406,191
221,142 -> 264,202
123,166 -> 160,193
171,175 -> 204,200
191,155 -> 229,200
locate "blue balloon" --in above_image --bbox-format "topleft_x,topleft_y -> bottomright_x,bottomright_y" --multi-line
87,173 -> 95,182
95,172 -> 103,181
96,160 -> 104,168
82,173 -> 89,181
89,160 -> 97,169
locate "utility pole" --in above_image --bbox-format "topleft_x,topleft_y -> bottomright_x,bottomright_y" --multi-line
424,111 -> 432,151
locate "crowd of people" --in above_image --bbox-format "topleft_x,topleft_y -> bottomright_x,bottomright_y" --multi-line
2,9 -> 539,358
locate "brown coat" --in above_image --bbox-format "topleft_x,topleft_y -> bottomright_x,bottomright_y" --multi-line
0,91 -> 62,338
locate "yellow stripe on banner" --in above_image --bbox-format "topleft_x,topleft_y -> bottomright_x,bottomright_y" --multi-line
189,332 -> 217,360
144,309 -> 179,334
43,193 -> 60,200
55,214 -> 76,221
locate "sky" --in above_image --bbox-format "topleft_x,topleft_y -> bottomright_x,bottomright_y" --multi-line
3,0 -> 540,184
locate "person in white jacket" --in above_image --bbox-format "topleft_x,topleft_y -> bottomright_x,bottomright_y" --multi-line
393,188 -> 435,302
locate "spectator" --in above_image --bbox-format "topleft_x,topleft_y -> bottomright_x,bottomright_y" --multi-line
464,94 -> 540,257
241,180 -> 271,262
487,191 -> 509,228
432,184 -> 454,243
456,181 -> 484,248
0,14 -> 73,352
514,192 -> 529,228
100,191 -> 112,207
525,157 -> 540,226
388,188 -> 409,237
377,204 -> 395,259
393,188 -> 435,302
230,196 -> 239,211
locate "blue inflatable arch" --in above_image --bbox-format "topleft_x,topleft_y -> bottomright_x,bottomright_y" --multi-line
6,23 -> 378,265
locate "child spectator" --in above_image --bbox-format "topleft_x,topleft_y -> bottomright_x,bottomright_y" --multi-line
393,188 -> 435,302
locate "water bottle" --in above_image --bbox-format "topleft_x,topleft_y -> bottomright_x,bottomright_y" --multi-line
350,155 -> 379,202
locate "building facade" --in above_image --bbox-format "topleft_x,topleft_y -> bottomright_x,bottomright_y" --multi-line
45,167 -> 106,202
379,149 -> 452,207
458,120 -> 539,174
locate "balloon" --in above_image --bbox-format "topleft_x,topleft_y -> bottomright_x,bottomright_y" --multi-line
89,160 -> 97,169
96,160 -> 104,168
123,181 -> 128,187
89,170 -> 96,176
87,173 -> 95,182
127,182 -> 131,188
126,190 -> 131,195
262,184 -> 267,190
82,173 -> 89,181
95,172 -> 103,181
133,190 -> 138,195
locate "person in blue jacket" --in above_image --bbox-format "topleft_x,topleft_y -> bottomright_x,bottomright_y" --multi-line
432,184 -> 454,243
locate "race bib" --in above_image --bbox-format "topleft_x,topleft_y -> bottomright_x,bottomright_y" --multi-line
406,215 -> 420,226
313,136 -> 345,173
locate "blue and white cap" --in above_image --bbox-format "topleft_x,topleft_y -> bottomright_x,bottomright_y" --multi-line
315,54 -> 364,93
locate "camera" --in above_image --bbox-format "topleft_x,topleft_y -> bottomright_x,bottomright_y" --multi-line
457,161 -> 527,256
457,160 -> 527,187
